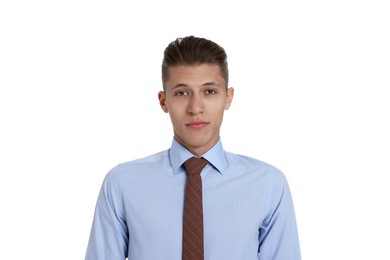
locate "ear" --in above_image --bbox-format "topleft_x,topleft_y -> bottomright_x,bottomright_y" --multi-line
225,87 -> 234,110
158,91 -> 169,113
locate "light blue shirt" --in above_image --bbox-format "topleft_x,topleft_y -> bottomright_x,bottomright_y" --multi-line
85,139 -> 301,259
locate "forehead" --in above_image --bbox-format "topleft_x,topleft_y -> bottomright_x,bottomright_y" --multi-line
165,64 -> 225,88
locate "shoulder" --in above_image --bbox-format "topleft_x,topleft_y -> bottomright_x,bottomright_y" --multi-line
225,151 -> 287,182
225,152 -> 292,202
104,149 -> 169,181
120,149 -> 169,167
225,151 -> 280,170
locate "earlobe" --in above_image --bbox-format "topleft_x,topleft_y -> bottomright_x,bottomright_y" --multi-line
158,91 -> 169,113
225,87 -> 234,110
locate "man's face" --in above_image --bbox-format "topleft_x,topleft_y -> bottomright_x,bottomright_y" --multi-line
159,64 -> 234,156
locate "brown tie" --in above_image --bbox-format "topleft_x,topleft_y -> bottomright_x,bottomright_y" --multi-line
182,157 -> 208,260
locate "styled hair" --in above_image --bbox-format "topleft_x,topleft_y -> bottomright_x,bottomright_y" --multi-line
161,36 -> 229,90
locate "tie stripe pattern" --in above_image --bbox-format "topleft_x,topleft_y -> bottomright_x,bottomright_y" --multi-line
183,157 -> 208,260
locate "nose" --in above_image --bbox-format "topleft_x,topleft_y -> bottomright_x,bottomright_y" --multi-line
187,94 -> 204,115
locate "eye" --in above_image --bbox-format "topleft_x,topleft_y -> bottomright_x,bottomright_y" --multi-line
205,89 -> 217,95
175,90 -> 189,96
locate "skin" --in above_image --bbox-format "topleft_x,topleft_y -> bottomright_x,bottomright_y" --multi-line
158,64 -> 234,156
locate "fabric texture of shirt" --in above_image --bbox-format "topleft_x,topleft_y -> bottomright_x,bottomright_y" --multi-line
85,139 -> 301,260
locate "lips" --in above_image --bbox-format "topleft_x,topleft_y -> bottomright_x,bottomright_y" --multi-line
185,121 -> 209,129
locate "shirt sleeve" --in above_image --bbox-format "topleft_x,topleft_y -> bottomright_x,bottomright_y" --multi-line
85,167 -> 129,260
258,171 -> 301,260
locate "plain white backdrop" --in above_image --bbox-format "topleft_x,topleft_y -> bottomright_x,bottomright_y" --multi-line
1,0 -> 389,259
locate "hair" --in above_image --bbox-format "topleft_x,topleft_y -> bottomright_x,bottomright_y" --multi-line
161,36 -> 229,90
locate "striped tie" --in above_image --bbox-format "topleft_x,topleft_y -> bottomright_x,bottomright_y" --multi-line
182,157 -> 208,260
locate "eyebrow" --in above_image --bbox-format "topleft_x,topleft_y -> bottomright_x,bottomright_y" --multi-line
172,82 -> 222,89
172,83 -> 189,89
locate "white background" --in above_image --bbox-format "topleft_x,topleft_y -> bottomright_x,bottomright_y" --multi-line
1,0 -> 389,259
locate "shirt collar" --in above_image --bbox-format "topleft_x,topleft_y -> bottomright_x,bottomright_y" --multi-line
169,138 -> 227,175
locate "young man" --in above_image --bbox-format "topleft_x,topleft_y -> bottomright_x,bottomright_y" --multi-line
85,36 -> 301,259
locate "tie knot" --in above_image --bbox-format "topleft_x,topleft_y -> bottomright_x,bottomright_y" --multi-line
184,157 -> 208,176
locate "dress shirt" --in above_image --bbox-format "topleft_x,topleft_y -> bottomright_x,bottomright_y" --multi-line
85,139 -> 301,260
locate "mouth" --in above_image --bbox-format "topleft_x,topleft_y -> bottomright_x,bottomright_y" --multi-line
185,121 -> 209,129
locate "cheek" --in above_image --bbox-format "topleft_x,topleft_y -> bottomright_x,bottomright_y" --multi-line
167,109 -> 184,125
209,102 -> 226,116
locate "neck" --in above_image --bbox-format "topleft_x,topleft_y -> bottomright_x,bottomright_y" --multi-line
174,137 -> 220,157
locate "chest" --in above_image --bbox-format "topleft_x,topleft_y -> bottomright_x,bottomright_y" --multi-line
122,171 -> 267,259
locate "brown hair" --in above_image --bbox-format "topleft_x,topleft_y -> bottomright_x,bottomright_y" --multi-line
161,36 -> 229,90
